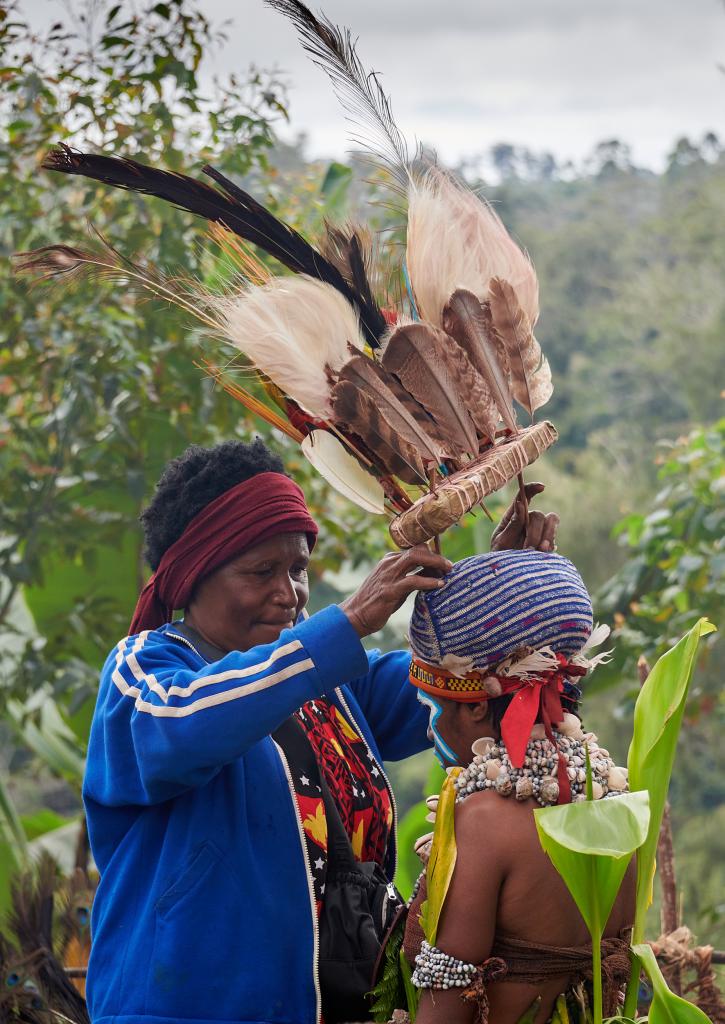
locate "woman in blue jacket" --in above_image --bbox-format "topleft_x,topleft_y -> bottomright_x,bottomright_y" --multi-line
83,437 -> 556,1024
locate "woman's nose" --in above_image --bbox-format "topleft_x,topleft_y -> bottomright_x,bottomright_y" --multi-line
271,572 -> 298,606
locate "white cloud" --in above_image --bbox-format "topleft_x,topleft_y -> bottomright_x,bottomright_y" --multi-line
17,0 -> 725,169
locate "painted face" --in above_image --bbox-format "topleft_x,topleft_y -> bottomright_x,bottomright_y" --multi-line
416,691 -> 460,768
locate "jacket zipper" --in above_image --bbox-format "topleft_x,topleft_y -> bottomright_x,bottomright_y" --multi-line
167,628 -> 322,1023
165,629 -> 203,659
273,739 -> 322,1024
334,687 -> 399,880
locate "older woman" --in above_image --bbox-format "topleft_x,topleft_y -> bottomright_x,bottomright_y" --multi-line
83,439 -> 556,1024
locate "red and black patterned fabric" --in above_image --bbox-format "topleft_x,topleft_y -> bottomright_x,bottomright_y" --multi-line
289,697 -> 392,916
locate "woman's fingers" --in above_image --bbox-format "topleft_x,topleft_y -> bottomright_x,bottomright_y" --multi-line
491,482 -> 545,551
539,512 -> 560,552
523,481 -> 546,502
524,510 -> 560,551
491,498 -> 527,551
491,482 -> 561,553
340,545 -> 452,637
523,510 -> 545,549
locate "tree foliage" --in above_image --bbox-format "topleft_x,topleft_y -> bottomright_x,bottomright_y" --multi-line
0,0 -> 386,719
599,421 -> 723,665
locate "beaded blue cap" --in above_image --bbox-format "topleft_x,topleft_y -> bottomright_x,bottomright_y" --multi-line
409,549 -> 593,672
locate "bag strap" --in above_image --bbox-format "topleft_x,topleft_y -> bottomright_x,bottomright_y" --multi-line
318,771 -> 357,871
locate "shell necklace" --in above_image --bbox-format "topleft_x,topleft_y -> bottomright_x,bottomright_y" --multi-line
452,715 -> 629,808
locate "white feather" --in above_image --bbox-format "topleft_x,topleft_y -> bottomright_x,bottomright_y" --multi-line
213,276 -> 366,418
406,168 -> 539,327
581,622 -> 611,652
496,645 -> 559,679
301,430 -> 385,514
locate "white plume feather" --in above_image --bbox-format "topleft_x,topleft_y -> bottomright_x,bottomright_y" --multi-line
497,645 -> 559,680
406,168 -> 539,327
214,276 -> 366,418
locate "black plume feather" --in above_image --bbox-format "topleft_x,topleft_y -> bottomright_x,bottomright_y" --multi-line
265,0 -> 415,188
42,145 -> 386,345
320,223 -> 382,328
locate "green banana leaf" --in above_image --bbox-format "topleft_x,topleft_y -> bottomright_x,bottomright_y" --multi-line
395,758 -> 446,898
421,768 -> 459,946
632,943 -> 711,1024
627,618 -> 716,943
536,791 -> 650,1024
395,800 -> 432,900
534,791 -> 650,935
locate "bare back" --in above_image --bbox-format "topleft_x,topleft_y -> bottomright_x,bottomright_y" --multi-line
412,791 -> 635,1024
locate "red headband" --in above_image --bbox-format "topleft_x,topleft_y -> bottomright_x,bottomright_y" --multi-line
129,472 -> 318,634
410,655 -> 587,804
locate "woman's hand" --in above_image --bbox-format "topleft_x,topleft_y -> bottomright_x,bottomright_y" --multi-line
340,545 -> 452,638
490,482 -> 559,552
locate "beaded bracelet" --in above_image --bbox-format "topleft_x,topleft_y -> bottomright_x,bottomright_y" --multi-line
411,939 -> 477,990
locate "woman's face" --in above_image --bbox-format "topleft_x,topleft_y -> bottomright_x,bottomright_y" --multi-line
186,531 -> 310,653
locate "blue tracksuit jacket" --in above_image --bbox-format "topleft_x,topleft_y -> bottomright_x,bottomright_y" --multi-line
83,604 -> 430,1024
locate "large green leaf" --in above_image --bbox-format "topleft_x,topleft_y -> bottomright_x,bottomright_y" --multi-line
627,618 -> 716,941
534,791 -> 650,935
7,693 -> 86,783
421,768 -> 459,946
395,800 -> 431,899
632,943 -> 711,1024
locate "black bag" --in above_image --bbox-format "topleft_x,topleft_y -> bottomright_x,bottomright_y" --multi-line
318,775 -> 404,1024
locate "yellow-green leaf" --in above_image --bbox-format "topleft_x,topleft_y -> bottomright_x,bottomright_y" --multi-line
628,618 -> 716,941
633,943 -> 711,1024
422,768 -> 459,945
535,791 -> 649,935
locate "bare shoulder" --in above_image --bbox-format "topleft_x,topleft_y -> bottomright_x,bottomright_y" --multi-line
454,790 -> 535,851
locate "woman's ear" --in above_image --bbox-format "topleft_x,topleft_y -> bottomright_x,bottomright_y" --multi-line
468,700 -> 490,724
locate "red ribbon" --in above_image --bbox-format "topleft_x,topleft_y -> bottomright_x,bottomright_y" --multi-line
129,472 -> 318,635
410,653 -> 587,804
499,658 -> 582,804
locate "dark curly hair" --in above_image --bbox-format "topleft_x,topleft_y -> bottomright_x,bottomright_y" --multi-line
141,438 -> 286,570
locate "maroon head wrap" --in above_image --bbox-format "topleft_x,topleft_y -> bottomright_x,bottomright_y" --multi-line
130,472 -> 318,634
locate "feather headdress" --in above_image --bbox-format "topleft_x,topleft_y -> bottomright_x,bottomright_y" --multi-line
15,0 -> 560,546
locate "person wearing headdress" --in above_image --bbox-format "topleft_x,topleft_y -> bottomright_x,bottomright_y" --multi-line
398,550 -> 634,1024
82,434 -> 557,1024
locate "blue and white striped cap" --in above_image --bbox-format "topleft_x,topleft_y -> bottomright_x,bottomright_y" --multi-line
409,549 -> 593,672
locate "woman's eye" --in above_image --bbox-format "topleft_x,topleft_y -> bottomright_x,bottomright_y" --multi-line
291,566 -> 309,580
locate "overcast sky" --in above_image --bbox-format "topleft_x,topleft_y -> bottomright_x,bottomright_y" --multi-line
21,0 -> 725,170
